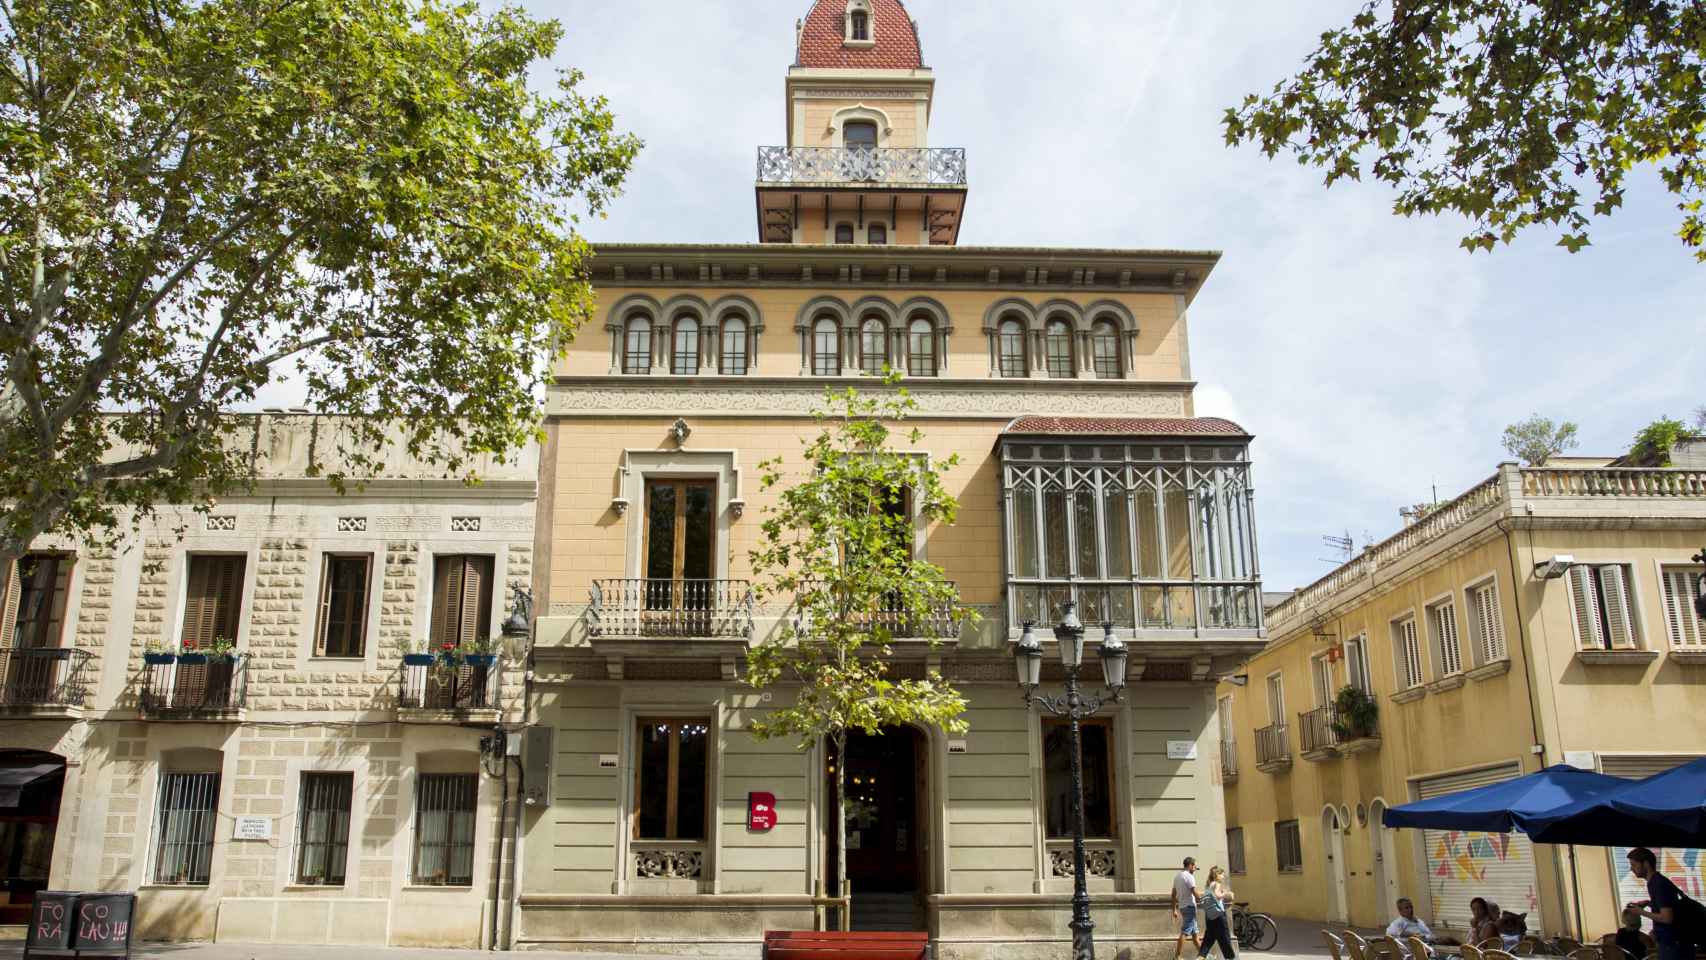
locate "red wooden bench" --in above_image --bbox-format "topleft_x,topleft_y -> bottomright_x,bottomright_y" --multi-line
763,930 -> 930,960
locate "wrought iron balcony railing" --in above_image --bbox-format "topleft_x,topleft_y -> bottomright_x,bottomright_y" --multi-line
1254,723 -> 1290,768
794,582 -> 960,641
1220,740 -> 1238,782
0,647 -> 92,709
1298,705 -> 1341,756
399,659 -> 500,712
141,656 -> 247,717
589,579 -> 754,640
756,146 -> 967,187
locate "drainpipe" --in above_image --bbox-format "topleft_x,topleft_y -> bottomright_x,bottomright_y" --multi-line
489,736 -> 510,951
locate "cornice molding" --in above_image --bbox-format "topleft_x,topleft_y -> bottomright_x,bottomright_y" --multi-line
546,375 -> 1193,420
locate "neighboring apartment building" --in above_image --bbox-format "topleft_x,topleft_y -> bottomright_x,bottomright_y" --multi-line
0,415 -> 534,947
516,2 -> 1267,957
1216,461 -> 1706,939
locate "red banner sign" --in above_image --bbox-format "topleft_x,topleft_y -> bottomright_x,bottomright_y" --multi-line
747,791 -> 776,832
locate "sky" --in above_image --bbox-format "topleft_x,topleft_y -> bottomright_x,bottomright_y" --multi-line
530,0 -> 1706,593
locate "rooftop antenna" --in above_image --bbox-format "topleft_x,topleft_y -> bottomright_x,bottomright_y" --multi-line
1319,531 -> 1354,565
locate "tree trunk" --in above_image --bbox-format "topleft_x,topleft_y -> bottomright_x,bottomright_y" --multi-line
834,730 -> 849,932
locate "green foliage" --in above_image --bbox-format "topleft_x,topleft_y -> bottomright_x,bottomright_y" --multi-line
1330,684 -> 1378,740
0,0 -> 641,563
1501,413 -> 1580,466
1629,417 -> 1687,467
1223,1 -> 1706,260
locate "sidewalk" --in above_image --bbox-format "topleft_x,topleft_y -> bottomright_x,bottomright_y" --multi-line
0,946 -> 642,960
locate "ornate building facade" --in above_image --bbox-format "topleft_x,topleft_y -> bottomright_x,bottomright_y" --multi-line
516,2 -> 1267,956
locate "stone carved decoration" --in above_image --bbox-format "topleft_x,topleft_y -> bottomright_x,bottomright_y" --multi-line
205,515 -> 238,532
450,516 -> 482,533
550,381 -> 1187,419
1050,847 -> 1117,879
633,848 -> 704,880
336,516 -> 367,533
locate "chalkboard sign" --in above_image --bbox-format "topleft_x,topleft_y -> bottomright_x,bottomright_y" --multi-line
24,892 -> 135,958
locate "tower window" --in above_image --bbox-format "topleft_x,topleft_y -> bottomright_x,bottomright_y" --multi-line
812,316 -> 841,376
1091,319 -> 1122,379
860,317 -> 887,376
1045,319 -> 1075,378
850,9 -> 869,41
997,318 -> 1028,378
834,222 -> 855,244
671,316 -> 700,375
868,222 -> 887,245
843,121 -> 877,152
622,314 -> 652,375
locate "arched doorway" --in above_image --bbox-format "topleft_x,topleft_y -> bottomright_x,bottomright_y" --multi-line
826,727 -> 930,932
1370,800 -> 1400,919
0,750 -> 67,926
1322,805 -> 1349,924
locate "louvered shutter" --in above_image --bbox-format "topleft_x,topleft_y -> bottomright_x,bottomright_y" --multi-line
180,559 -> 212,649
1,559 -> 21,648
1598,755 -> 1706,912
314,558 -> 335,657
1418,763 -> 1543,933
458,557 -> 489,646
1472,584 -> 1507,663
431,558 -> 459,648
210,556 -> 244,642
1568,566 -> 1604,649
1436,603 -> 1462,675
1599,566 -> 1636,649
1661,568 -> 1705,648
31,556 -> 73,648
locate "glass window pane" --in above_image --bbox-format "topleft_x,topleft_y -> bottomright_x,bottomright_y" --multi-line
907,318 -> 934,377
624,316 -> 652,375
1103,484 -> 1132,579
998,319 -> 1027,377
1092,321 -> 1120,379
834,223 -> 854,244
1194,480 -> 1219,578
860,318 -> 886,375
682,484 -> 715,581
675,721 -> 709,841
813,317 -> 840,375
1136,482 -> 1162,579
868,223 -> 887,245
1164,483 -> 1193,580
1043,722 -> 1113,838
1013,484 -> 1039,579
720,318 -> 748,376
844,120 -> 876,149
1045,320 -> 1073,378
637,722 -> 671,839
1074,491 -> 1098,578
671,318 -> 700,375
645,484 -> 677,582
1043,488 -> 1070,579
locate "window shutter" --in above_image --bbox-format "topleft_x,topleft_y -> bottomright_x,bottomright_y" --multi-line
432,558 -> 461,647
180,558 -> 213,649
36,556 -> 72,649
1662,569 -> 1705,648
1,559 -> 20,647
212,556 -> 244,642
1600,566 -> 1635,649
314,557 -> 335,657
1568,565 -> 1603,650
458,557 -> 490,645
1472,585 -> 1505,662
1436,603 -> 1462,675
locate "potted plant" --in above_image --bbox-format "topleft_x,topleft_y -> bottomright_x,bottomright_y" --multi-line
143,643 -> 178,665
176,641 -> 209,665
402,637 -> 436,667
206,637 -> 240,663
432,639 -> 463,667
460,637 -> 497,668
1330,684 -> 1379,740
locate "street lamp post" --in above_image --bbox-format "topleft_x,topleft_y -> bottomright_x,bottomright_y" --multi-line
1013,601 -> 1129,960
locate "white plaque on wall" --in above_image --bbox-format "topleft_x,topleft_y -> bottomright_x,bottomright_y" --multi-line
1166,740 -> 1199,761
233,816 -> 273,841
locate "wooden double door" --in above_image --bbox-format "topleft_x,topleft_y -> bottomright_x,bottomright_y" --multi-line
827,727 -> 929,926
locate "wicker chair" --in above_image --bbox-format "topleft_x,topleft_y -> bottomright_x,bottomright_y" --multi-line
1459,945 -> 1485,960
1324,931 -> 1347,960
1370,937 -> 1407,960
1344,931 -> 1372,960
1409,935 -> 1435,959
1483,950 -> 1520,960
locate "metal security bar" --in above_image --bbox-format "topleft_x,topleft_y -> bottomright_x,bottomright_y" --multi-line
140,658 -> 247,717
153,771 -> 219,884
755,146 -> 968,186
412,773 -> 476,886
588,579 -> 753,639
295,772 -> 353,885
0,648 -> 92,707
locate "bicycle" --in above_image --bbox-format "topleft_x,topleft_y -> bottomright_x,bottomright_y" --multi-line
1230,901 -> 1279,951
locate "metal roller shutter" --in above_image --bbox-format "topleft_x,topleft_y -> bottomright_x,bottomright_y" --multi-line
1596,755 -> 1705,911
1417,763 -> 1543,932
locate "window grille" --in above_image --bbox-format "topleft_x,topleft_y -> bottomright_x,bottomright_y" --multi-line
1275,819 -> 1302,872
907,318 -> 936,377
720,317 -> 749,375
1227,827 -> 1247,875
1393,617 -> 1424,689
671,317 -> 700,375
1044,319 -> 1074,378
1660,566 -> 1706,648
623,315 -> 652,375
412,773 -> 476,886
296,772 -> 353,885
1429,600 -> 1463,676
1091,320 -> 1121,379
997,318 -> 1027,378
859,318 -> 887,376
1468,581 -> 1507,663
1568,564 -> 1640,650
154,771 -> 220,885
812,317 -> 841,375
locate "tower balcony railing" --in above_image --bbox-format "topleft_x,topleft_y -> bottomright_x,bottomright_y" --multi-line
589,579 -> 754,640
756,146 -> 967,187
0,648 -> 92,711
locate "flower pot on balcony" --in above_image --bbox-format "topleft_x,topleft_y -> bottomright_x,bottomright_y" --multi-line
144,652 -> 178,665
402,653 -> 436,666
463,653 -> 497,668
177,653 -> 209,665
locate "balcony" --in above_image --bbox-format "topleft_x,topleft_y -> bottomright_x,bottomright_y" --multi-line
1298,704 -> 1380,760
590,579 -> 753,640
140,656 -> 247,719
1220,740 -> 1238,784
1254,723 -> 1291,774
0,648 -> 92,716
795,582 -> 960,643
754,146 -> 967,244
398,659 -> 500,722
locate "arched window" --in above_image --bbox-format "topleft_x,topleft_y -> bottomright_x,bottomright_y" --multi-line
849,9 -> 869,41
997,318 -> 1028,378
843,121 -> 877,152
860,317 -> 887,376
834,222 -> 855,244
868,222 -> 887,245
671,316 -> 700,375
1091,319 -> 1121,379
721,316 -> 749,376
622,314 -> 652,375
907,317 -> 936,377
812,316 -> 841,376
1044,319 -> 1074,378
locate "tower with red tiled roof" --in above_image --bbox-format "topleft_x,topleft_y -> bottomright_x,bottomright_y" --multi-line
756,0 -> 966,244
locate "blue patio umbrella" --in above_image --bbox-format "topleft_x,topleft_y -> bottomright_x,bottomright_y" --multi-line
1382,764 -> 1634,833
1521,757 -> 1706,848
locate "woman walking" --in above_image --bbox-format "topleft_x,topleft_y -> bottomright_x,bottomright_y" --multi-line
1198,865 -> 1238,959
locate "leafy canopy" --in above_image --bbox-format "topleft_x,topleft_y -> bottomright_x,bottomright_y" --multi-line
1501,413 -> 1579,466
744,377 -> 972,752
1224,1 -> 1706,258
0,0 -> 640,561
1629,416 -> 1688,466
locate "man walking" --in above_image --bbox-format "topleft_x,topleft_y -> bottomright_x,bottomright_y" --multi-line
1628,847 -> 1698,960
1174,856 -> 1202,960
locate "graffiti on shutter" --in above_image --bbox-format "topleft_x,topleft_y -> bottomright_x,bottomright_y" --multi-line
1418,763 -> 1541,933
1598,755 -> 1706,910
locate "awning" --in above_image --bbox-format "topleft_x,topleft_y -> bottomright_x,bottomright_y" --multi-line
1522,757 -> 1706,848
1383,764 -> 1632,833
0,762 -> 64,807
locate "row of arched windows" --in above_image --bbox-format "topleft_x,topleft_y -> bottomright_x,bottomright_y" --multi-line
620,313 -> 753,376
809,315 -> 938,377
995,317 -> 1125,380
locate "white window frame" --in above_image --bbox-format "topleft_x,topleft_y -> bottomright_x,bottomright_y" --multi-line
1310,652 -> 1337,706
1654,561 -> 1706,651
1424,592 -> 1464,678
1264,670 -> 1285,726
842,0 -> 875,48
1464,573 -> 1508,665
1567,562 -> 1644,651
1343,634 -> 1372,694
1391,613 -> 1424,690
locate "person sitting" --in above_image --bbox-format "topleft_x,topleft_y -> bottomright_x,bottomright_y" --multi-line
1617,907 -> 1650,960
1387,897 -> 1436,949
1497,910 -> 1529,951
1475,901 -> 1503,945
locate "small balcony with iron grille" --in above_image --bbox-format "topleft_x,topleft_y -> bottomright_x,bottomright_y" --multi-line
397,657 -> 502,723
1298,703 -> 1381,760
754,146 -> 968,244
793,581 -> 961,648
586,579 -> 754,680
140,655 -> 247,720
0,648 -> 92,718
1253,723 -> 1291,774
1220,739 -> 1239,784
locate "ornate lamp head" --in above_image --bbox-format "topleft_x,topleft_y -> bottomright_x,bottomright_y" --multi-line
1052,600 -> 1085,668
1014,620 -> 1043,692
1098,622 -> 1128,695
